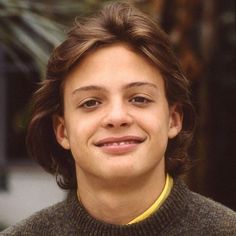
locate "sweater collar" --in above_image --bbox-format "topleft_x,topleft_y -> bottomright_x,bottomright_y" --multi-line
128,174 -> 173,224
66,179 -> 189,235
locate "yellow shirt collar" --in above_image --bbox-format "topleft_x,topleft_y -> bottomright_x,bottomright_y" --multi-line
128,174 -> 173,224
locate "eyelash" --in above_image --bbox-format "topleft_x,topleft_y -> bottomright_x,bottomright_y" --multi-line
129,96 -> 153,105
79,95 -> 153,110
79,99 -> 101,109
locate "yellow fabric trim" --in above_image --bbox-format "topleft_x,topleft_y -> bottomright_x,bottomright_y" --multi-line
128,174 -> 173,224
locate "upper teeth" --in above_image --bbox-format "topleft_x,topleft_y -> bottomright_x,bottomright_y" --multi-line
102,141 -> 134,146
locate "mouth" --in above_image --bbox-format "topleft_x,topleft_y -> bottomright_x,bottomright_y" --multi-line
95,136 -> 145,147
94,136 -> 146,154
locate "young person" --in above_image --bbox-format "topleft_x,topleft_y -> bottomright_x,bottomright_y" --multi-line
2,2 -> 235,235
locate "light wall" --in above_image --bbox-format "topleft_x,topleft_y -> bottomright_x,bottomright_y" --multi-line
0,165 -> 66,228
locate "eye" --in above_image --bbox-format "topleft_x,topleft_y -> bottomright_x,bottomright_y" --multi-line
129,96 -> 152,105
79,99 -> 101,109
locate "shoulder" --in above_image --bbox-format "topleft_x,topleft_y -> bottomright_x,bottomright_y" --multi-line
167,179 -> 236,235
188,190 -> 236,219
0,200 -> 67,235
185,189 -> 236,234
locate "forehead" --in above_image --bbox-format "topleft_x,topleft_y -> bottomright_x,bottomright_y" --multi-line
63,43 -> 165,94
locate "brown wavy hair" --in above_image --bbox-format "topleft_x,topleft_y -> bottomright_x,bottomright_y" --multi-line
27,2 -> 195,189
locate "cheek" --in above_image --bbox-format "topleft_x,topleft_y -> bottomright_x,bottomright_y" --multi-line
136,109 -> 170,134
66,116 -> 99,144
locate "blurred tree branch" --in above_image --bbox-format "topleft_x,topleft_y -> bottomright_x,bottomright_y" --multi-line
0,0 -> 111,77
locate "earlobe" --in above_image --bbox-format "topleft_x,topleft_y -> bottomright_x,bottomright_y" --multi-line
168,104 -> 183,139
52,115 -> 70,150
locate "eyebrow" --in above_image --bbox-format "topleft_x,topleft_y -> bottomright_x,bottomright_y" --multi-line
72,81 -> 158,95
72,85 -> 104,95
123,82 -> 158,90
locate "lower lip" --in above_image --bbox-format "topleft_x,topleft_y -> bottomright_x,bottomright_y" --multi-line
97,142 -> 141,155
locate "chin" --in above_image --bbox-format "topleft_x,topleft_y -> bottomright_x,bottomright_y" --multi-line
97,164 -> 145,181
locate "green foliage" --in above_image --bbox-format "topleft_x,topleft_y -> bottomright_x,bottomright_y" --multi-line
0,0 -> 62,75
0,0 -> 114,77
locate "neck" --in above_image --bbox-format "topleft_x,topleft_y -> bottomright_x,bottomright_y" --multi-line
76,166 -> 166,225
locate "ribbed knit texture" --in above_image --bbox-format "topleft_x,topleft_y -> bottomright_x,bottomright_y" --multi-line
1,180 -> 236,235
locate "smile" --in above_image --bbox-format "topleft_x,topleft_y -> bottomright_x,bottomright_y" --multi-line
94,136 -> 146,154
100,140 -> 139,147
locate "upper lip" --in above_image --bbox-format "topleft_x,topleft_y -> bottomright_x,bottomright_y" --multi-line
94,136 -> 146,147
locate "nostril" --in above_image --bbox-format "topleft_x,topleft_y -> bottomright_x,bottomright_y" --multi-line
101,111 -> 133,129
121,122 -> 129,127
106,123 -> 114,128
104,122 -> 129,129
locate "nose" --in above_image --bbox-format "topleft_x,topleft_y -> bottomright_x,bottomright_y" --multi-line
101,99 -> 133,129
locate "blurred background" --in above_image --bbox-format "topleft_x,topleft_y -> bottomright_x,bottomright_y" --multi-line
0,0 -> 235,230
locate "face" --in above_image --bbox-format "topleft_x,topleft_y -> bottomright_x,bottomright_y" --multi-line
54,44 -> 182,183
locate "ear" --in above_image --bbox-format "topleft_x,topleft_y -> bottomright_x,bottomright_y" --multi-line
52,115 -> 70,150
168,104 -> 183,139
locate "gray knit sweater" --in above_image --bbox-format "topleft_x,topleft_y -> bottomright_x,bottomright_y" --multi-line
1,180 -> 236,236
